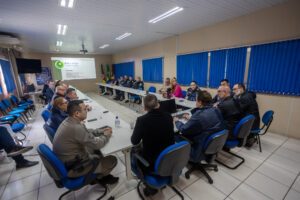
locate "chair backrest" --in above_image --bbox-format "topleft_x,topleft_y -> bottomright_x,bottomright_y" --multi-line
46,104 -> 52,110
10,95 -> 19,104
182,91 -> 187,98
233,115 -> 255,146
43,123 -> 56,143
149,86 -> 156,93
37,144 -> 67,181
41,110 -> 50,122
262,110 -> 274,126
154,141 -> 191,185
2,99 -> 12,107
0,102 -> 7,111
203,130 -> 228,155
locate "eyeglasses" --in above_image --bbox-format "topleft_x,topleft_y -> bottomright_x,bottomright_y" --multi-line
60,101 -> 68,105
233,88 -> 238,90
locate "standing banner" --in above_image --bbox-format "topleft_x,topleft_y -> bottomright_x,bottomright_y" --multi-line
36,66 -> 52,85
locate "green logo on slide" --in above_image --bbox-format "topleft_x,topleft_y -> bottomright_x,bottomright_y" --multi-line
55,60 -> 64,69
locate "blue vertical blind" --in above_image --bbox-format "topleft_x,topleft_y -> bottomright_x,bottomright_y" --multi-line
209,50 -> 227,88
142,57 -> 163,83
19,74 -> 26,86
114,62 -> 135,79
247,39 -> 300,96
226,47 -> 247,86
0,59 -> 16,93
177,52 -> 208,86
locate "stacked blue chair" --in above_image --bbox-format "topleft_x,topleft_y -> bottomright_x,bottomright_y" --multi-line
185,130 -> 228,184
148,86 -> 156,93
41,110 -> 51,122
250,110 -> 274,152
46,104 -> 52,111
10,95 -> 35,113
43,123 -> 56,143
182,91 -> 187,99
131,141 -> 191,199
37,144 -> 107,200
0,102 -> 26,123
216,115 -> 255,169
2,99 -> 29,122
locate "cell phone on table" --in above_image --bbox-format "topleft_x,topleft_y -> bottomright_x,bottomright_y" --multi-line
103,110 -> 109,113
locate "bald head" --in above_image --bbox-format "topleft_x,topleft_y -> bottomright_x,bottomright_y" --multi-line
217,86 -> 231,100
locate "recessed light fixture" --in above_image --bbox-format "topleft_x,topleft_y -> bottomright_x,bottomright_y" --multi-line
148,7 -> 183,24
99,44 -> 109,49
56,41 -> 63,46
60,0 -> 74,8
115,32 -> 132,40
57,24 -> 67,35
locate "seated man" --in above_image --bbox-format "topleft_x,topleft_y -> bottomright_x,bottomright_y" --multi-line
39,81 -> 49,103
108,76 -> 119,95
50,85 -> 66,106
65,88 -> 78,102
186,81 -> 201,101
48,97 -> 68,131
174,91 -> 224,162
233,83 -> 260,147
114,76 -> 126,101
131,94 -> 175,195
217,86 -> 242,139
24,80 -> 35,93
53,100 -> 118,184
131,76 -> 144,104
45,81 -> 55,103
0,126 -> 38,169
212,79 -> 233,103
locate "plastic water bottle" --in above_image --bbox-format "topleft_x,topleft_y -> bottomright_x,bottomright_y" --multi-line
115,116 -> 120,128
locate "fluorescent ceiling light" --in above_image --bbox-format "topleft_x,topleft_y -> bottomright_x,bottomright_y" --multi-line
68,0 -> 74,8
148,7 -> 183,23
99,44 -> 109,49
57,24 -> 62,34
115,32 -> 132,40
60,0 -> 66,7
62,25 -> 68,35
56,41 -> 63,46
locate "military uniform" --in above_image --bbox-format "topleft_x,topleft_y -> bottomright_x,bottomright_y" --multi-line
186,87 -> 201,101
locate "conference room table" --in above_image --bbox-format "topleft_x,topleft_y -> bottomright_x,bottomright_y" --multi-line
96,82 -> 196,109
72,87 -> 135,200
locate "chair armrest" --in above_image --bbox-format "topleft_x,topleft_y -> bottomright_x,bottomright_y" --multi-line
175,131 -> 193,144
134,153 -> 150,167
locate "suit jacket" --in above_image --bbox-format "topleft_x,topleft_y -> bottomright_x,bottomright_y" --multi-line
131,109 -> 175,170
218,97 -> 242,137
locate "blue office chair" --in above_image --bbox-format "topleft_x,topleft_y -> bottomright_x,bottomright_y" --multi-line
216,115 -> 255,169
185,130 -> 228,184
250,110 -> 274,152
131,141 -> 191,199
182,91 -> 187,99
148,86 -> 156,93
46,104 -> 52,111
129,88 -> 143,104
41,110 -> 51,122
37,144 -> 107,200
43,123 -> 56,143
0,121 -> 27,141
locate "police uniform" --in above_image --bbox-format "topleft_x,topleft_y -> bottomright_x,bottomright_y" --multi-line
53,117 -> 117,178
186,87 -> 201,101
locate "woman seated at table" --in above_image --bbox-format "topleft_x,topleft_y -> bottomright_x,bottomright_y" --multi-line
48,97 -> 68,131
170,77 -> 183,98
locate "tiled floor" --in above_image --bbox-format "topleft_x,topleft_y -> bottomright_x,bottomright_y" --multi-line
0,93 -> 300,200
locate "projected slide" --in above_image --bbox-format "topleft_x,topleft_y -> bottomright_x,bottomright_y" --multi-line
51,57 -> 96,80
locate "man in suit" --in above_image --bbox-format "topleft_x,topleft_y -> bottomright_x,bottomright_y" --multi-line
131,94 -> 175,196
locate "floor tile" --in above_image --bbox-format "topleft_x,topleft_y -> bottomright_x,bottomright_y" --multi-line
0,164 -> 14,186
183,178 -> 226,200
274,147 -> 300,163
230,183 -> 272,200
2,173 -> 40,200
218,163 -> 253,181
175,167 -> 202,190
267,154 -> 300,174
109,171 -> 138,199
39,171 -> 53,188
207,169 -> 240,195
168,191 -> 192,200
0,185 -> 4,199
38,183 -> 74,200
11,190 -> 38,200
257,161 -> 297,187
8,156 -> 42,183
292,176 -> 300,193
111,157 -> 126,176
245,171 -> 289,200
149,185 -> 177,200
75,184 -> 107,200
115,188 -> 150,200
284,189 -> 300,200
282,139 -> 300,153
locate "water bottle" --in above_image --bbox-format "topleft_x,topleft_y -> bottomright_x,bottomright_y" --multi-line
115,116 -> 120,128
